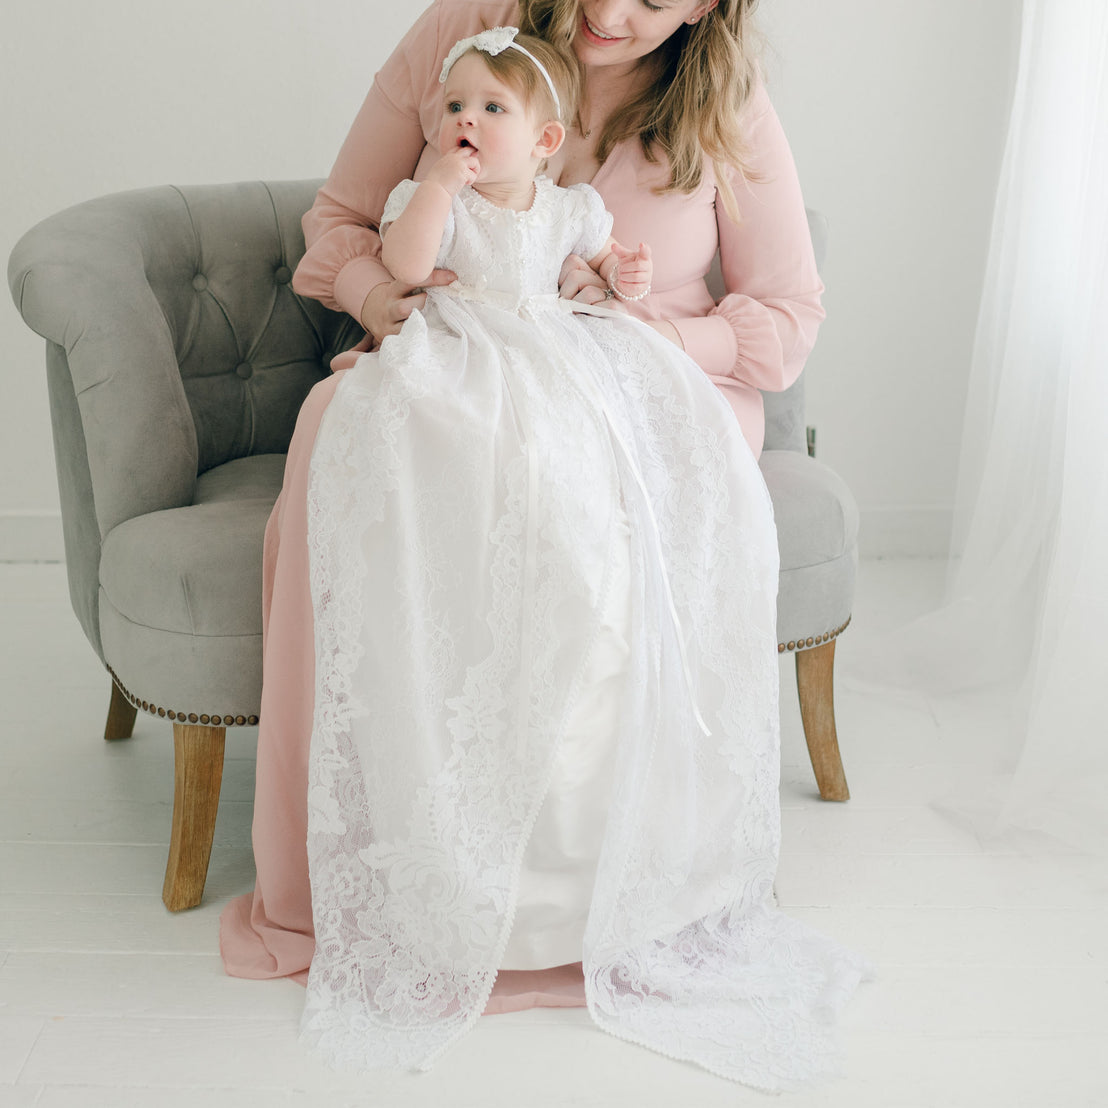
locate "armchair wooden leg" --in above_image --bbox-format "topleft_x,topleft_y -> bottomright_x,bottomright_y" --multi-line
795,639 -> 850,801
104,679 -> 138,741
163,722 -> 226,911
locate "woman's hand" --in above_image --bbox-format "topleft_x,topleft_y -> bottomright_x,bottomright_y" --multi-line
558,254 -> 610,306
360,270 -> 457,341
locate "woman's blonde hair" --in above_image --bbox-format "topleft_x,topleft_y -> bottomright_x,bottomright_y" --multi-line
519,0 -> 762,221
465,34 -> 581,127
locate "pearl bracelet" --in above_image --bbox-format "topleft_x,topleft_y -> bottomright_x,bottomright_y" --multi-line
607,263 -> 651,303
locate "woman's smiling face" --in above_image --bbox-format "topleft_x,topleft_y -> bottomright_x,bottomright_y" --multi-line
573,0 -> 719,71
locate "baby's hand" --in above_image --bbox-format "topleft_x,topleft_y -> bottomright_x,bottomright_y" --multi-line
426,147 -> 480,196
610,241 -> 652,299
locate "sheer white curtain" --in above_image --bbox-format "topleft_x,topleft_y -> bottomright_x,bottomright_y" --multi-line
953,0 -> 1107,847
857,0 -> 1108,849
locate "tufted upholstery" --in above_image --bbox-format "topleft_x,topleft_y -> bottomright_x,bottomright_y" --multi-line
8,180 -> 853,909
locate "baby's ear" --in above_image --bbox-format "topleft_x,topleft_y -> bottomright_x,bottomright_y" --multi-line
534,120 -> 566,159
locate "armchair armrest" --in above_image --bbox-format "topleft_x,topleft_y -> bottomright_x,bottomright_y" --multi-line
9,187 -> 200,538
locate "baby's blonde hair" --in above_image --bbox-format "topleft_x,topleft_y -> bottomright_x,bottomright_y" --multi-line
462,33 -> 580,126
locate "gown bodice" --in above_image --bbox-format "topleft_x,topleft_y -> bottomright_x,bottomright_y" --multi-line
381,176 -> 613,307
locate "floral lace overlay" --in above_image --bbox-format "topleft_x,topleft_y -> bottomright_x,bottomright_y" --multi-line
302,182 -> 868,1088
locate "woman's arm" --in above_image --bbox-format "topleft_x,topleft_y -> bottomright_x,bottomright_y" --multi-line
292,90 -> 427,326
291,3 -> 456,336
673,83 -> 825,392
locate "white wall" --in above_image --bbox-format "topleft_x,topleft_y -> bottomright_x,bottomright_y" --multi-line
1,0 -> 1020,560
761,0 -> 1021,555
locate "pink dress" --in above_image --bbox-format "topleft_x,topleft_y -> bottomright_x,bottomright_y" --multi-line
221,0 -> 835,1048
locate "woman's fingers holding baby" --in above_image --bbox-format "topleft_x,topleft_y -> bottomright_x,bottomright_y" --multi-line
559,254 -> 608,304
360,269 -> 457,339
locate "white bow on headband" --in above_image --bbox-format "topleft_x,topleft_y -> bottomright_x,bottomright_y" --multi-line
439,26 -> 562,118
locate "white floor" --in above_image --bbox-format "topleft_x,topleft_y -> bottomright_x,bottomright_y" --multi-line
0,558 -> 1104,1107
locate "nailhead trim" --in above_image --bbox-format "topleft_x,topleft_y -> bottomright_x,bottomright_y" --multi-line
107,666 -> 259,727
777,616 -> 851,654
106,618 -> 849,718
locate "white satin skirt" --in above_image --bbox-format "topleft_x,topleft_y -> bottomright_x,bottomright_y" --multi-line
500,508 -> 631,970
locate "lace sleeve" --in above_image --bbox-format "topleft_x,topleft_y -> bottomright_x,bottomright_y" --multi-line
566,183 -> 614,261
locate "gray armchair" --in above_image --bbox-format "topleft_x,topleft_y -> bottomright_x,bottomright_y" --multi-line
8,180 -> 854,911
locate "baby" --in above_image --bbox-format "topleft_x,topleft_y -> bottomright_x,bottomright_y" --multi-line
381,27 -> 652,305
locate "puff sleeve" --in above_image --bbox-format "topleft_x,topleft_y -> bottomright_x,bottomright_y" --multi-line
380,179 -> 457,268
566,183 -> 614,263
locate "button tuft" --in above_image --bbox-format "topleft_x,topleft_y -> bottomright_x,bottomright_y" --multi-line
192,274 -> 208,291
235,362 -> 253,380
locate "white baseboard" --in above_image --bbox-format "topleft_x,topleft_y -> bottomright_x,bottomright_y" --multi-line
859,506 -> 952,559
0,506 -> 952,563
0,512 -> 65,562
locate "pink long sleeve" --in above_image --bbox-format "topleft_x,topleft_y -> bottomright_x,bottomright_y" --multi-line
290,83 -> 419,321
670,82 -> 824,395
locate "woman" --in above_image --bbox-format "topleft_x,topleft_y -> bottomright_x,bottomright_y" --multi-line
221,0 -> 862,1089
295,0 -> 822,458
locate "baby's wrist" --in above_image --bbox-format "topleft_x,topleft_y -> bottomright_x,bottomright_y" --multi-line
607,262 -> 651,303
422,175 -> 459,200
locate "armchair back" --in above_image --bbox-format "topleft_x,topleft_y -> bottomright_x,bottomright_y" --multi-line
9,179 -> 359,656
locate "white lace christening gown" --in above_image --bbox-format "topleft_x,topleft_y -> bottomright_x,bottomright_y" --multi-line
301,176 -> 868,1090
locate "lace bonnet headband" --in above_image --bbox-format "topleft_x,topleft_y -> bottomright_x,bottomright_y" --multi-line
439,27 -> 562,119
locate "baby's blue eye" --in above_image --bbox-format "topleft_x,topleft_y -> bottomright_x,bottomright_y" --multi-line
485,102 -> 504,114
447,101 -> 462,113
